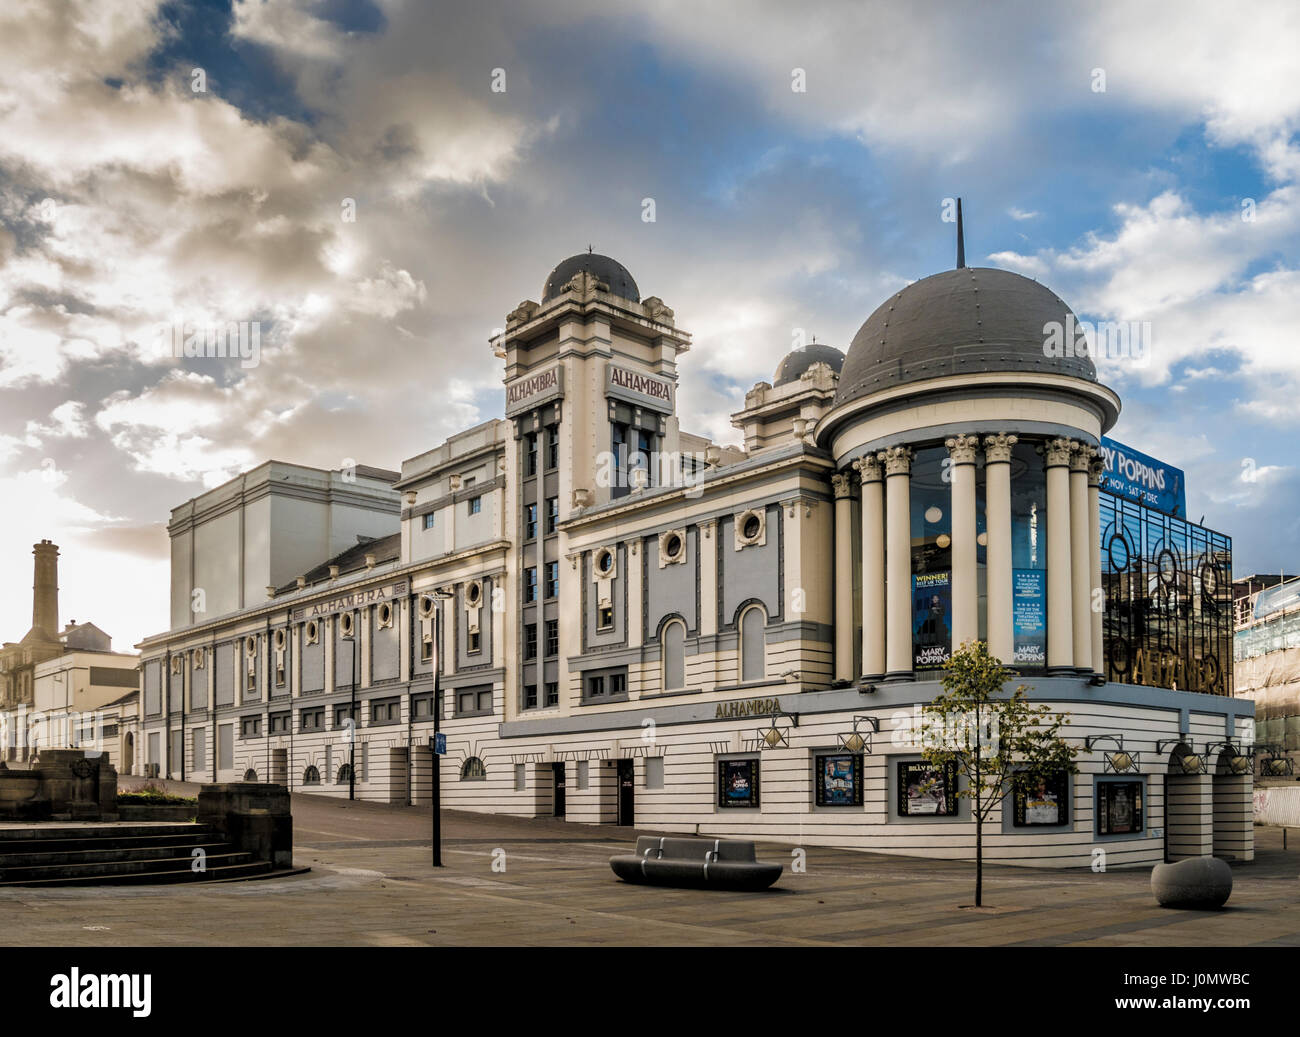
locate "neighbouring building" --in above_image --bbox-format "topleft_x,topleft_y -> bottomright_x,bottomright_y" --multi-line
1,540 -> 140,770
1234,574 -> 1299,778
135,238 -> 1250,869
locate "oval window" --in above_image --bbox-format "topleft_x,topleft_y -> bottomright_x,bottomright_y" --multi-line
664,533 -> 683,560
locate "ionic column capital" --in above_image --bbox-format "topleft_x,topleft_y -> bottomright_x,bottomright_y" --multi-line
983,432 -> 1018,464
1044,436 -> 1076,468
831,472 -> 854,500
878,445 -> 913,477
1070,441 -> 1097,474
853,453 -> 883,484
944,433 -> 980,465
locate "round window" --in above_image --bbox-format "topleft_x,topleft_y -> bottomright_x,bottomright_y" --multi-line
664,533 -> 683,560
597,549 -> 615,575
467,582 -> 481,606
742,514 -> 761,541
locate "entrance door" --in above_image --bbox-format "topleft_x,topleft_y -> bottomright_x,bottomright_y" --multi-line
617,759 -> 635,827
552,762 -> 566,818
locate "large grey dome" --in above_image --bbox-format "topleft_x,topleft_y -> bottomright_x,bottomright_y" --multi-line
834,267 -> 1097,408
774,343 -> 844,386
542,253 -> 640,304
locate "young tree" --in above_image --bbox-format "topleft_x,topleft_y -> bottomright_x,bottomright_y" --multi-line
918,640 -> 1078,907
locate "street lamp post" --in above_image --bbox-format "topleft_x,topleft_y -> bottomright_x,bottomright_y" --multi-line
348,607 -> 358,801
430,589 -> 454,867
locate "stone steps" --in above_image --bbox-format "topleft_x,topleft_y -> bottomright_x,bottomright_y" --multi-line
0,823 -> 296,886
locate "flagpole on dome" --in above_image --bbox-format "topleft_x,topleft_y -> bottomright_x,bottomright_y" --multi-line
956,197 -> 965,269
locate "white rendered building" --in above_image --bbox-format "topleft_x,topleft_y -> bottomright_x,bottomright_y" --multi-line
136,248 -> 1250,868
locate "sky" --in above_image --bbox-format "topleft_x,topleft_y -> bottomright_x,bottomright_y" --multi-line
1,0 -> 1298,651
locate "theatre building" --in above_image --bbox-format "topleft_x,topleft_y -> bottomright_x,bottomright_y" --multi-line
136,246 -> 1250,869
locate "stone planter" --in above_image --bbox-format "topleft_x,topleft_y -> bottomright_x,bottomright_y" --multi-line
116,802 -> 197,822
1151,856 -> 1233,909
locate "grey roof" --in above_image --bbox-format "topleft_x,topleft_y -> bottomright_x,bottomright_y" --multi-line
542,253 -> 640,304
773,343 -> 845,386
834,267 -> 1097,407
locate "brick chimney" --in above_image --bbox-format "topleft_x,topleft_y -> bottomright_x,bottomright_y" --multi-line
31,540 -> 59,641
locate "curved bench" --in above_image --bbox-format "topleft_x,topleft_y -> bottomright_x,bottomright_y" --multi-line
610,836 -> 782,891
1151,856 -> 1233,909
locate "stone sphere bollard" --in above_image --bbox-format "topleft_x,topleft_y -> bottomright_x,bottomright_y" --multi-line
1151,856 -> 1233,909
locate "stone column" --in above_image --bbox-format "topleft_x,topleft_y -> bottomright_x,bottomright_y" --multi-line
945,434 -> 980,651
1069,444 -> 1094,673
832,471 -> 856,682
881,446 -> 914,681
983,433 -> 1017,665
855,454 -> 885,681
1044,437 -> 1075,674
1088,454 -> 1105,678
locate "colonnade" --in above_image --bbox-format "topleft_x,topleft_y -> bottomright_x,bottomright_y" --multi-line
832,435 -> 1105,682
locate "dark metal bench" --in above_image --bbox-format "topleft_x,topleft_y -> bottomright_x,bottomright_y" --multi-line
609,836 -> 782,891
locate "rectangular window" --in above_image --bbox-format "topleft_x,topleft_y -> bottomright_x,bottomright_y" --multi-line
646,756 -> 665,789
545,561 -> 559,599
334,704 -> 357,728
577,760 -> 589,790
1013,771 -> 1071,826
192,728 -> 206,773
240,716 -> 262,738
468,629 -> 481,654
597,605 -> 614,630
467,495 -> 482,516
587,674 -> 605,699
524,623 -> 537,659
610,672 -> 626,697
454,687 -> 493,717
718,758 -> 760,808
423,512 -> 435,530
611,422 -> 629,499
525,433 -> 538,476
815,753 -> 864,807
369,699 -> 400,725
411,693 -> 434,719
524,683 -> 537,709
544,681 -> 558,707
525,567 -> 538,602
524,503 -> 538,539
1097,780 -> 1143,835
218,725 -> 233,770
582,667 -> 628,704
898,761 -> 958,816
300,708 -> 325,731
545,619 -> 558,657
269,712 -> 290,734
546,496 -> 559,534
546,426 -> 559,470
421,637 -> 433,661
514,763 -> 527,791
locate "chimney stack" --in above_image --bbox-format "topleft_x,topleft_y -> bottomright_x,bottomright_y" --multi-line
31,540 -> 59,641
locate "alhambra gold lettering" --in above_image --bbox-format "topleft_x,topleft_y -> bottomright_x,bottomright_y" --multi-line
714,697 -> 780,719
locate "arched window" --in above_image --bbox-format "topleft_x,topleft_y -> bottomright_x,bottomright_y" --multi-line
336,763 -> 353,785
662,619 -> 686,691
243,768 -> 258,782
303,765 -> 320,785
740,605 -> 766,682
460,756 -> 487,781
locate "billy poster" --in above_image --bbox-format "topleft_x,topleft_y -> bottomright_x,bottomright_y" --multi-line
1012,568 -> 1047,667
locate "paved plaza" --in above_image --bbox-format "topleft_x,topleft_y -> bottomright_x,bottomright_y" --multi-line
2,781 -> 1296,947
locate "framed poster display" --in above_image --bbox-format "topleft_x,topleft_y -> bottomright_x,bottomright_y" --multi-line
897,760 -> 958,816
1012,771 -> 1070,826
717,758 -> 760,808
1097,780 -> 1144,835
815,753 -> 863,807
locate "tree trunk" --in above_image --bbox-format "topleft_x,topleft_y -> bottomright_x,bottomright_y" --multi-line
975,805 -> 983,907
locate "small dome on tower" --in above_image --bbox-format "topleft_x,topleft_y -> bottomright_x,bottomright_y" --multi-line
774,343 -> 844,386
542,253 -> 640,304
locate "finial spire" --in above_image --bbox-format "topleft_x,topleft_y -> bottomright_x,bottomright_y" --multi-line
956,197 -> 965,269
586,244 -> 594,254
